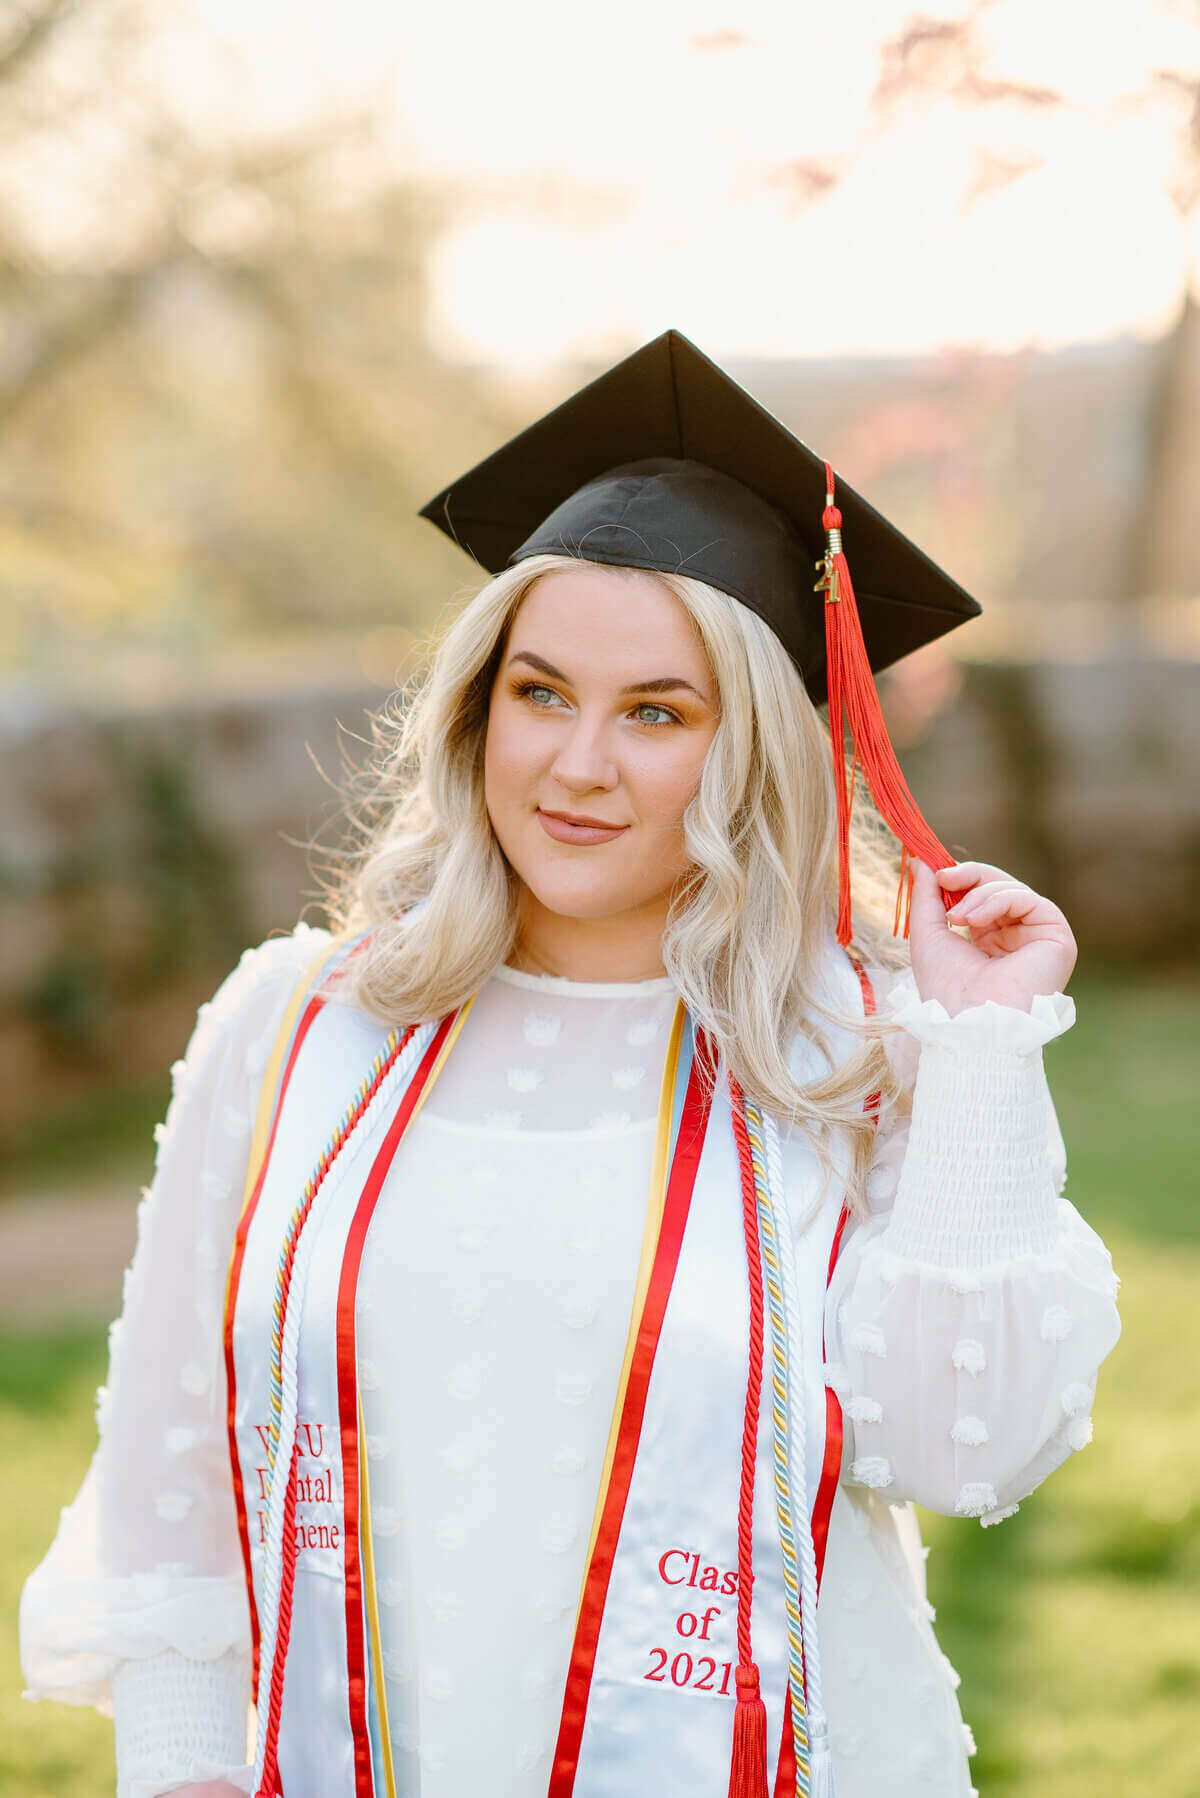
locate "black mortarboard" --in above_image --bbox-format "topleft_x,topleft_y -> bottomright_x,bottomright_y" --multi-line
417,328 -> 980,706
419,329 -> 979,943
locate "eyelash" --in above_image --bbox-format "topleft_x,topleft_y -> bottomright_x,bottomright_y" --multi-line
512,680 -> 682,728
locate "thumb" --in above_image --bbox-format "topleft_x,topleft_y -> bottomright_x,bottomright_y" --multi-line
907,857 -> 950,940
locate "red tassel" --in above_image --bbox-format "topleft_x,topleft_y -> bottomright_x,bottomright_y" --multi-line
819,461 -> 956,945
728,1664 -> 769,1798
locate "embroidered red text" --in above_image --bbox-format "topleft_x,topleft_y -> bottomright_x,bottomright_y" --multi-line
250,1417 -> 340,1557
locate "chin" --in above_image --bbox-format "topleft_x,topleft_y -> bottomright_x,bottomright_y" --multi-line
523,871 -> 644,921
513,847 -> 656,922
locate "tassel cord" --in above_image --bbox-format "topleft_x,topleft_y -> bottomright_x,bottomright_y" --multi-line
252,1020 -> 433,1794
821,461 -> 956,946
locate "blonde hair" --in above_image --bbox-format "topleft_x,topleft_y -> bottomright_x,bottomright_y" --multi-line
325,553 -> 913,1218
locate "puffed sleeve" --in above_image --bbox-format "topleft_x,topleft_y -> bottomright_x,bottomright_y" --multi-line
823,967 -> 1122,1525
19,923 -> 331,1797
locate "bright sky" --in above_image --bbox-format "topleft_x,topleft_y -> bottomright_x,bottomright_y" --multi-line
44,0 -> 1200,367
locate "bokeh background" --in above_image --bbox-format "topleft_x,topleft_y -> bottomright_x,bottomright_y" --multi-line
2,1 -> 1198,1792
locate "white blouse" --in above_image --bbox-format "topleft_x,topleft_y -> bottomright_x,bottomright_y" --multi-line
18,926 -> 1123,1798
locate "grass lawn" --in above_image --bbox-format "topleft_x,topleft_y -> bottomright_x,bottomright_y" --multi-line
3,1329 -> 115,1796
2,970 -> 1197,1795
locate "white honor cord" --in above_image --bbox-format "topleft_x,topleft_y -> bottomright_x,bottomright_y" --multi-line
763,1111 -> 834,1788
251,1020 -> 436,1789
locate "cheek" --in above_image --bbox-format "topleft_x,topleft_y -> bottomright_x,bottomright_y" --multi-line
623,740 -> 710,841
484,710 -> 538,806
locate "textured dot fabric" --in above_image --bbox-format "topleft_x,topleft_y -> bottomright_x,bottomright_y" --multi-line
356,963 -> 676,1795
19,929 -> 1122,1798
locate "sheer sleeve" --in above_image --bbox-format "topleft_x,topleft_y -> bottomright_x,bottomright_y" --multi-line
19,924 -> 330,1796
823,968 -> 1122,1525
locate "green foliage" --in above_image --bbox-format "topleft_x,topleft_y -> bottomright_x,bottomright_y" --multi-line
1,972 -> 1197,1793
117,734 -> 249,982
24,734 -> 247,1066
26,952 -> 109,1060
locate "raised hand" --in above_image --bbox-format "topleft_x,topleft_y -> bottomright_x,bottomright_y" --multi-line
907,859 -> 1078,1017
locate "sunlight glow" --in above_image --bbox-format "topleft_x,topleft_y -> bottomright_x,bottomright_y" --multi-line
27,0 -> 1200,366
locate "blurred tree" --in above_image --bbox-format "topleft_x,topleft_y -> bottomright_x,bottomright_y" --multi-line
0,0 -> 525,683
867,5 -> 1200,654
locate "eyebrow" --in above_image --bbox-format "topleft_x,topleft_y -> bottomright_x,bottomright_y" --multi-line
507,650 -> 709,702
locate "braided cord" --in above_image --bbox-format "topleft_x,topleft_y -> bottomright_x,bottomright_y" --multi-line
253,1019 -> 431,1795
763,949 -> 881,1794
768,1105 -> 839,1790
256,1025 -> 412,1725
726,1074 -> 767,1677
264,1028 -> 407,1475
744,1100 -> 812,1797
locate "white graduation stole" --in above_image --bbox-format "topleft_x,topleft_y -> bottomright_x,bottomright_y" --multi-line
223,940 -> 872,1797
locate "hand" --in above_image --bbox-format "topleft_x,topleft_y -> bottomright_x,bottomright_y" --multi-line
172,1784 -> 246,1796
907,859 -> 1077,1017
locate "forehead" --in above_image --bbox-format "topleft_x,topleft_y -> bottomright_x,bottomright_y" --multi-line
505,564 -> 711,680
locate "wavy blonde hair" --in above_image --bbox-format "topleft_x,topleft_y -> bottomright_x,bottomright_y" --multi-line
326,553 -> 914,1218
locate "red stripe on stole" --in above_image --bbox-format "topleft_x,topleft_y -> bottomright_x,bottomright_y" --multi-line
223,991 -> 326,1703
336,1012 -> 458,1797
808,1209 -> 854,1590
549,1029 -> 717,1798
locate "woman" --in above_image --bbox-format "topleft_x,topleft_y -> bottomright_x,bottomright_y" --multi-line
21,334 -> 1122,1798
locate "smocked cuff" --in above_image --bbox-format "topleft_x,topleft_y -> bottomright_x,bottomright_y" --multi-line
879,981 -> 1071,1268
111,1648 -> 252,1798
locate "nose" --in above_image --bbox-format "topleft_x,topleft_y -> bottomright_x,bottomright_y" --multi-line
547,710 -> 619,795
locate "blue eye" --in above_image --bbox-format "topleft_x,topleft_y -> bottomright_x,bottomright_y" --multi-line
516,681 -> 563,708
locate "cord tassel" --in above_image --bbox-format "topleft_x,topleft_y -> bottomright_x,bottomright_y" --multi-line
728,1664 -> 770,1798
808,1720 -> 835,1798
818,460 -> 956,945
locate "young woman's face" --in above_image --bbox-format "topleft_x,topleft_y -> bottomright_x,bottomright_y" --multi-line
484,564 -> 720,928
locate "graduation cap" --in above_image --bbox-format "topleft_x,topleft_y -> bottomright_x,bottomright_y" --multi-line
419,329 -> 980,944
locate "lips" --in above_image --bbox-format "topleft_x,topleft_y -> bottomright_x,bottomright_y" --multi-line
541,809 -> 621,828
536,808 -> 629,846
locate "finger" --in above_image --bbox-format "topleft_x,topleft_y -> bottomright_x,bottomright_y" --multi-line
947,880 -> 1036,916
912,859 -> 977,937
949,885 -> 1044,926
948,880 -> 1038,913
935,861 -> 1016,893
908,857 -> 951,934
